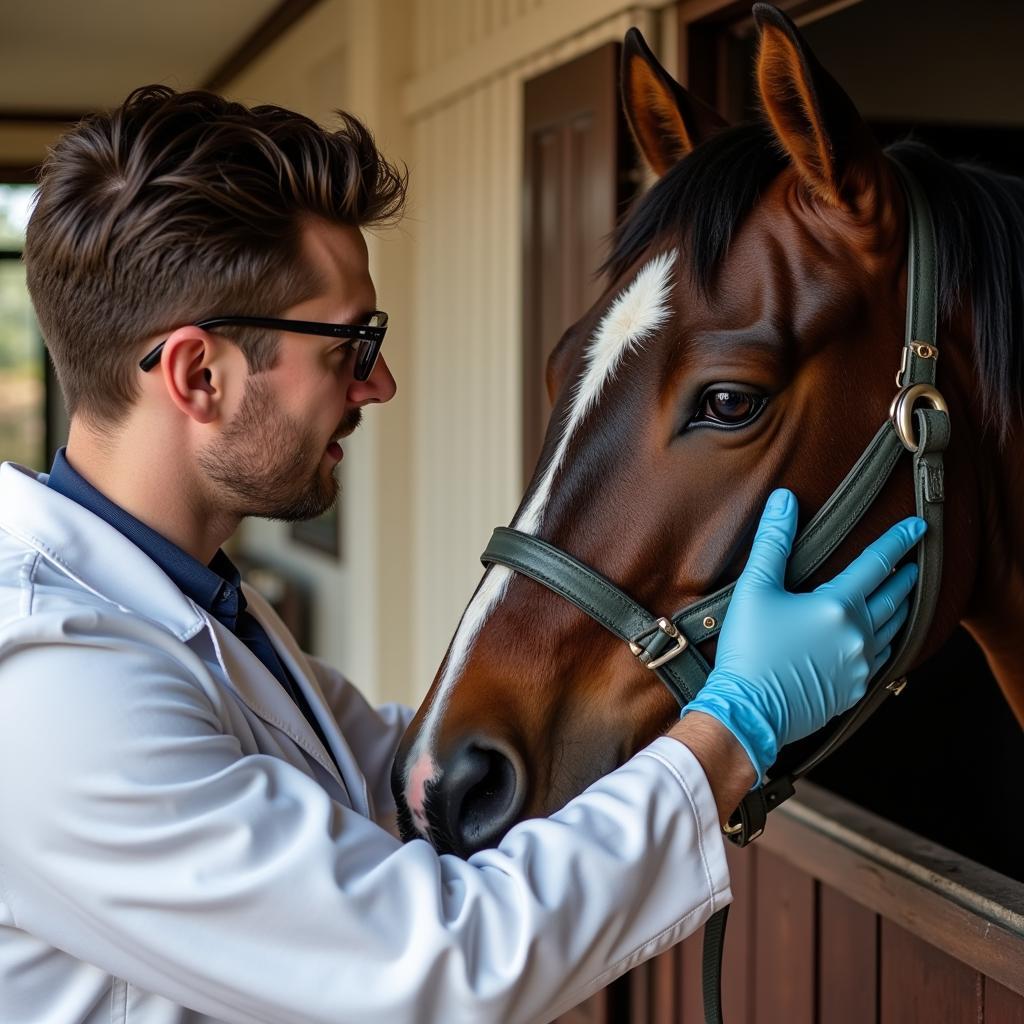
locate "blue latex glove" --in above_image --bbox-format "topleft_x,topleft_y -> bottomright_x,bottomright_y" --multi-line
682,488 -> 926,782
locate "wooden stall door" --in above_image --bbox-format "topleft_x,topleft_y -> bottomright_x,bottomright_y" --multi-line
521,41 -> 636,485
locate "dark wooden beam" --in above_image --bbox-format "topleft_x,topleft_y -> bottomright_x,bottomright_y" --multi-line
203,0 -> 325,92
0,165 -> 42,185
0,111 -> 85,124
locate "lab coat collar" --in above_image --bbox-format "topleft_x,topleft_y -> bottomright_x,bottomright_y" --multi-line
236,585 -> 371,815
206,613 -> 357,806
0,462 -> 207,642
0,462 -> 369,812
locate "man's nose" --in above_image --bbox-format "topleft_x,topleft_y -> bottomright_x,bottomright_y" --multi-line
348,354 -> 397,405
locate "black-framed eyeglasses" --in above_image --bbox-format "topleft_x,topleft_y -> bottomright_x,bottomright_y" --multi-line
138,312 -> 389,381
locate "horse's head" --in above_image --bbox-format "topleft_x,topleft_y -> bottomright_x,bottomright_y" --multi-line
394,5 -> 983,856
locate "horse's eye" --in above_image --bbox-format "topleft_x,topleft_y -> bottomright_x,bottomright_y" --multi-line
689,388 -> 767,430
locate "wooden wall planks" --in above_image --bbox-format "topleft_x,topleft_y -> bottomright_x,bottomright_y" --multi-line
753,851 -> 815,1024
986,978 -> 1024,1024
879,920 -> 983,1022
817,884 -> 878,1024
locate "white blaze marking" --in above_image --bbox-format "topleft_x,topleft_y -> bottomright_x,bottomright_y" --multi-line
514,250 -> 677,535
404,252 -> 677,819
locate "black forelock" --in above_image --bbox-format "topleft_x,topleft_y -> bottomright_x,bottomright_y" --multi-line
601,121 -> 787,291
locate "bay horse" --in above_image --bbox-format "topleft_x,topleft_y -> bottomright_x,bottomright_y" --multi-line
393,4 -> 1024,859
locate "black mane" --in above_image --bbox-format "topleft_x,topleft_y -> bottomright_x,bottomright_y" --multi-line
604,123 -> 1024,443
887,139 -> 1024,442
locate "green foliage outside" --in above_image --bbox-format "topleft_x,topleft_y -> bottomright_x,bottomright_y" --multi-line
0,185 -> 45,470
0,185 -> 33,248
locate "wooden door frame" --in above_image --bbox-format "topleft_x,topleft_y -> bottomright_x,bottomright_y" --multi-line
676,0 -> 863,114
520,41 -> 634,486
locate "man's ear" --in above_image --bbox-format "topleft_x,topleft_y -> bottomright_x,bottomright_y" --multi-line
752,3 -> 885,211
622,27 -> 729,178
158,328 -> 221,424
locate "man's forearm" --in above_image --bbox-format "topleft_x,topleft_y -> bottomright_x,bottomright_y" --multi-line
665,712 -> 756,826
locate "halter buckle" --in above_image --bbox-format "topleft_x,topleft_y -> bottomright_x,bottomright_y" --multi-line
629,617 -> 688,670
895,341 -> 938,388
889,383 -> 948,453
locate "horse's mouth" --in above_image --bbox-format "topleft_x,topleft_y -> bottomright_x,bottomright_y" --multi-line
394,777 -> 462,853
395,798 -> 423,844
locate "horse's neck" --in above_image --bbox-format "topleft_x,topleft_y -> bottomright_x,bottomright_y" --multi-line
958,348 -> 1024,725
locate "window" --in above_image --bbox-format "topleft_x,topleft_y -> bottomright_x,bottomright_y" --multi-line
0,184 -> 49,471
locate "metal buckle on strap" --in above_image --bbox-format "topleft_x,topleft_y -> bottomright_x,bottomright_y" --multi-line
629,617 -> 688,670
889,383 -> 948,452
895,340 -> 938,388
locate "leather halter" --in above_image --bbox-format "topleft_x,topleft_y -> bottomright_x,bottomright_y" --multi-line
480,161 -> 947,1023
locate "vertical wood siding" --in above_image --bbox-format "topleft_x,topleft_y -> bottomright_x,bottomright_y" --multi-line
406,5 -> 656,690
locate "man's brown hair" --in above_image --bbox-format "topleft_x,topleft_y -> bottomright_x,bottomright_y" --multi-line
24,85 -> 407,426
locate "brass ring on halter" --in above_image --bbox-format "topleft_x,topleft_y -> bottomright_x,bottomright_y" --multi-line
888,383 -> 948,453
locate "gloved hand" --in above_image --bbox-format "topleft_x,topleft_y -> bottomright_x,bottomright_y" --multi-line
682,488 -> 926,782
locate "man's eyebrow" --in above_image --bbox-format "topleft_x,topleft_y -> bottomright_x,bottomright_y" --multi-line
319,308 -> 376,334
347,307 -> 378,325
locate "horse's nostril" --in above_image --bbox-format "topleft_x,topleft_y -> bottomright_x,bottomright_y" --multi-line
441,738 -> 525,856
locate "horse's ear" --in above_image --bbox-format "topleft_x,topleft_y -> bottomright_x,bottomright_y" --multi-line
622,27 -> 729,178
752,4 -> 883,210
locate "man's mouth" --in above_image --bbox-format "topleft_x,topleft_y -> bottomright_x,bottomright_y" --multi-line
325,410 -> 363,460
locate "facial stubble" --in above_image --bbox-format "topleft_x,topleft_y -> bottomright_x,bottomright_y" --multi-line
198,374 -> 361,522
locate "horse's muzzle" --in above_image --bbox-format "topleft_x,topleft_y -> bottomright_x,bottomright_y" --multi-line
426,735 -> 527,857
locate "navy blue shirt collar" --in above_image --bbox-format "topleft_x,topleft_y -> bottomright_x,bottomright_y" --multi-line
46,447 -> 245,630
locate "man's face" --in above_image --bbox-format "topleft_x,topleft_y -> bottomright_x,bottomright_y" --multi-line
198,220 -> 395,521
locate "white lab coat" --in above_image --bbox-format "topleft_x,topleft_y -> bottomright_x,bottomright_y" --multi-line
0,461 -> 731,1024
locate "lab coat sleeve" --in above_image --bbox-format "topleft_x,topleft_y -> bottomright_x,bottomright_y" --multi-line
304,653 -> 415,829
0,613 -> 731,1024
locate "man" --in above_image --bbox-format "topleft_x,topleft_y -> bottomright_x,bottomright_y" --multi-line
0,86 -> 922,1023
